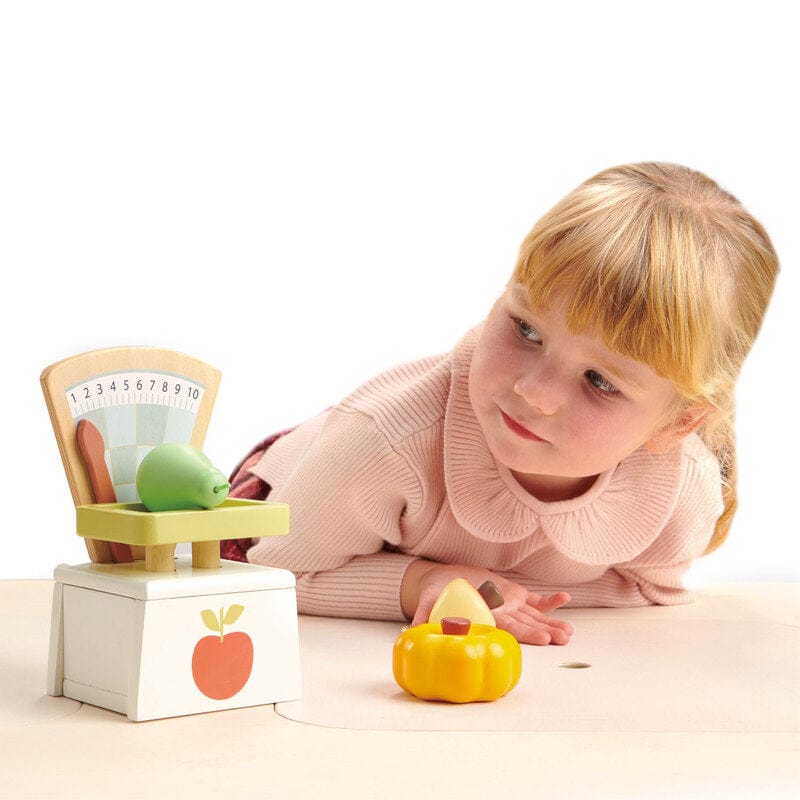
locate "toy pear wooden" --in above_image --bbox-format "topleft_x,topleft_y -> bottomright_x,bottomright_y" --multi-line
428,578 -> 496,626
137,443 -> 230,511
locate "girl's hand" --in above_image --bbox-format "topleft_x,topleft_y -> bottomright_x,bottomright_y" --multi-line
405,561 -> 572,646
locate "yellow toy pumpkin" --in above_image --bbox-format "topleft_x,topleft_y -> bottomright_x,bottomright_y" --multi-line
393,616 -> 522,703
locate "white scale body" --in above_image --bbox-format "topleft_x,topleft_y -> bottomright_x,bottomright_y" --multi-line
48,557 -> 302,722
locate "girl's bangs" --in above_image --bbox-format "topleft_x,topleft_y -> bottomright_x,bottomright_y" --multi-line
512,217 -> 713,398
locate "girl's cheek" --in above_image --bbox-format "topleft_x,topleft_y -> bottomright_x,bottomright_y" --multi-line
487,328 -> 521,365
475,336 -> 509,376
485,350 -> 517,388
567,402 -> 606,442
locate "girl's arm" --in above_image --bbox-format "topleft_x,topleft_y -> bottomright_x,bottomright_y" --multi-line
246,409 -> 426,620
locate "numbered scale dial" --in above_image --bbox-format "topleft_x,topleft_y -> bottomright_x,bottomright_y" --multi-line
67,371 -> 206,419
41,347 -> 221,541
64,369 -> 208,502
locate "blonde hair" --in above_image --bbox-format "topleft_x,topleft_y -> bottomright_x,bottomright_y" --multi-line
513,162 -> 779,553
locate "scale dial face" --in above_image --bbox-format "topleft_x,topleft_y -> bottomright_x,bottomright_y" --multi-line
66,370 -> 207,419
65,369 -> 209,502
42,347 -> 221,510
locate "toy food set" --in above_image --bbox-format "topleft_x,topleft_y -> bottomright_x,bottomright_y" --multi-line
41,347 -> 302,721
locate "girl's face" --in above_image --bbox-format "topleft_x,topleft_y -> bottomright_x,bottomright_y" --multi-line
469,284 -> 682,501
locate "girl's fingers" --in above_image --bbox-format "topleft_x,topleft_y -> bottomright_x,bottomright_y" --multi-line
521,596 -> 573,635
541,614 -> 573,636
530,591 -> 571,613
500,608 -> 572,646
502,614 -> 552,646
543,623 -> 571,645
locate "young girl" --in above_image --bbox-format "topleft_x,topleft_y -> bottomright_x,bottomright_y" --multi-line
225,162 -> 779,646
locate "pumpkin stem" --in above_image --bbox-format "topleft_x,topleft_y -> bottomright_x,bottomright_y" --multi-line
441,617 -> 471,635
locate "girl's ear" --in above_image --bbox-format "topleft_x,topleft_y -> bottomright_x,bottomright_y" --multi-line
645,403 -> 710,454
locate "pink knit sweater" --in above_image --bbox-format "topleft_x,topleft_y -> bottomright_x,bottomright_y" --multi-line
246,328 -> 724,620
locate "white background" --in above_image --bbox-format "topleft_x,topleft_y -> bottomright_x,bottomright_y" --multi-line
2,1 -> 797,582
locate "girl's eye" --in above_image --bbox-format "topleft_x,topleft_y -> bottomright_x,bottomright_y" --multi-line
515,318 -> 542,343
586,370 -> 619,397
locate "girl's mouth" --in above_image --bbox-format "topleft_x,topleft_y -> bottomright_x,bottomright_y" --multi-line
501,410 -> 547,442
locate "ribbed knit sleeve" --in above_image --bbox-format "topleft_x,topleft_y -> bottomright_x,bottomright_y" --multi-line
505,568 -> 656,607
293,553 -> 418,620
246,409 -> 425,619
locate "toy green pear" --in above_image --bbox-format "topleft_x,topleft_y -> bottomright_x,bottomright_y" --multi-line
136,443 -> 230,511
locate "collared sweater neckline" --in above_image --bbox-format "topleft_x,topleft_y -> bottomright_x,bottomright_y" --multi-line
442,327 -> 684,565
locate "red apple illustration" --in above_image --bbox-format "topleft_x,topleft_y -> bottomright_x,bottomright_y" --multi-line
192,604 -> 254,700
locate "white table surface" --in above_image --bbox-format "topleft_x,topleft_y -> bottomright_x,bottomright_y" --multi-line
1,579 -> 798,800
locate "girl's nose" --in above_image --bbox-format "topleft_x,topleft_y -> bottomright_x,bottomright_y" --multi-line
513,365 -> 563,415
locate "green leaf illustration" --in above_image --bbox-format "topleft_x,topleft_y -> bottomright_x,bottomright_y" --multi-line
223,604 -> 244,626
201,609 -> 222,633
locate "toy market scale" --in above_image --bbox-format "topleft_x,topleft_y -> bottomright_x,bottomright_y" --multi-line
41,347 -> 301,721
